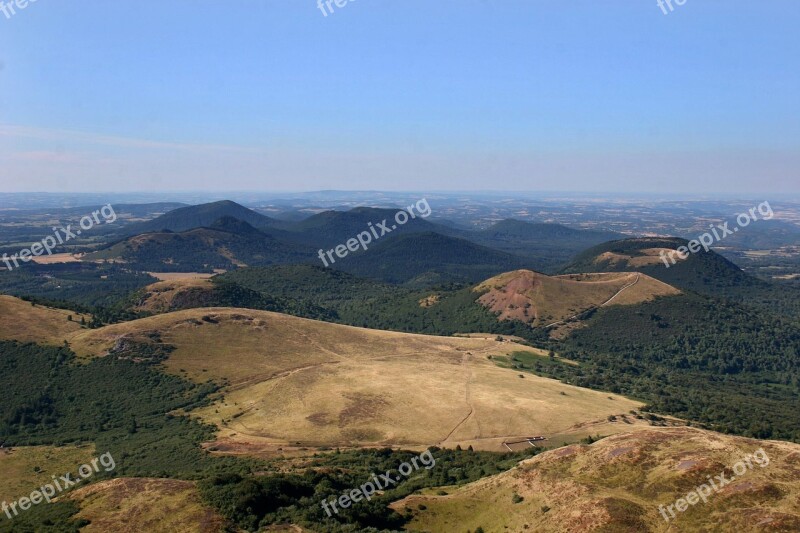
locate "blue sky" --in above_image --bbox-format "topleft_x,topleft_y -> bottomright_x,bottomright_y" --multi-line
0,0 -> 798,193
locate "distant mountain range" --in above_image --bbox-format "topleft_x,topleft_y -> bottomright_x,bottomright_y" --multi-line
102,200 -> 627,279
470,219 -> 622,269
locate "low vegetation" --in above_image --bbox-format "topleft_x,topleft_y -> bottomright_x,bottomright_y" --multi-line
403,427 -> 800,532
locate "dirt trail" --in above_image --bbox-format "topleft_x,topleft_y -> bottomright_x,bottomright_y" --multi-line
439,353 -> 476,445
601,273 -> 640,306
545,274 -> 640,328
283,322 -> 348,360
227,360 -> 342,392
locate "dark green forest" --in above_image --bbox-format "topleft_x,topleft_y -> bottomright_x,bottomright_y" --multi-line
512,294 -> 800,441
201,447 -> 534,532
0,263 -> 154,311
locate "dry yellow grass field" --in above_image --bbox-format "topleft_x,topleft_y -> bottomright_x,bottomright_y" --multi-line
0,445 -> 96,503
0,295 -> 89,345
67,478 -> 226,533
475,269 -> 680,328
67,308 -> 643,452
398,426 -> 800,532
30,253 -> 83,265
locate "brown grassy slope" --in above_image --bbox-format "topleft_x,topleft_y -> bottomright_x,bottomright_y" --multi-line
0,295 -> 89,345
67,478 -> 226,533
555,272 -> 681,306
474,269 -> 680,327
398,426 -> 800,533
67,308 -> 643,452
132,278 -> 215,313
594,246 -> 689,268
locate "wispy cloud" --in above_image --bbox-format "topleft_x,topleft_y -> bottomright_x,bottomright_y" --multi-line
0,124 -> 797,193
10,150 -> 88,163
0,124 -> 261,154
